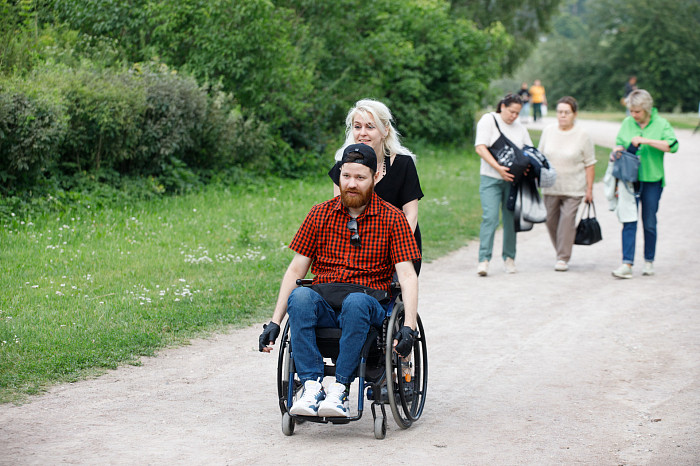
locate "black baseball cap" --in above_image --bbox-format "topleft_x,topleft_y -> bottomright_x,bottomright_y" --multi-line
341,143 -> 377,173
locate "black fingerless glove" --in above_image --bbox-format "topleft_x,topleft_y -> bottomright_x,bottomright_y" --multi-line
393,325 -> 418,357
258,321 -> 281,352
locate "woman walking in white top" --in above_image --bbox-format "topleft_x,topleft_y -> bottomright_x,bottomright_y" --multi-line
538,96 -> 596,271
474,93 -> 533,276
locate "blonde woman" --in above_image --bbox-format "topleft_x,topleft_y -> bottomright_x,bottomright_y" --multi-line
611,89 -> 679,279
329,99 -> 424,273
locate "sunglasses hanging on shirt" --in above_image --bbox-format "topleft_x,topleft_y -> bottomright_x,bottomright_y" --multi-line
346,218 -> 361,247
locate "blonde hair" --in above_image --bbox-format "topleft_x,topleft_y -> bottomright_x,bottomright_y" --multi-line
334,98 -> 416,163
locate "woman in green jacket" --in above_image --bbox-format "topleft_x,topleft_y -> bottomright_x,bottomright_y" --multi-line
611,89 -> 679,279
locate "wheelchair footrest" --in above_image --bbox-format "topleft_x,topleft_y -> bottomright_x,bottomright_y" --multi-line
367,381 -> 415,403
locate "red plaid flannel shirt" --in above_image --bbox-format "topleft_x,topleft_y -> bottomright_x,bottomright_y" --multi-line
289,192 -> 421,292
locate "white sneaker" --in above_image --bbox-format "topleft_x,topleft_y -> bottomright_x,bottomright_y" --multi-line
477,260 -> 489,276
612,264 -> 633,279
642,261 -> 654,276
555,260 -> 568,272
289,379 -> 325,416
317,382 -> 350,417
504,257 -> 517,274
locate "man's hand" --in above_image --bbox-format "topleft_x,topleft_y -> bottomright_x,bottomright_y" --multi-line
258,321 -> 280,353
393,325 -> 418,358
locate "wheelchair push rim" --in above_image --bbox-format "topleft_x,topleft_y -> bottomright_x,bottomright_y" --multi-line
277,320 -> 302,416
385,301 -> 428,429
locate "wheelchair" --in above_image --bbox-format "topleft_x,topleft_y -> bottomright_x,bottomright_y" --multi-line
276,279 -> 427,439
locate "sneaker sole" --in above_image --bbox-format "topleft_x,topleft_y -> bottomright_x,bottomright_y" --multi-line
477,270 -> 487,277
317,403 -> 350,417
612,272 -> 632,279
289,405 -> 319,416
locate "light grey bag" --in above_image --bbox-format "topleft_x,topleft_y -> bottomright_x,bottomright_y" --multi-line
514,180 -> 547,232
518,182 -> 547,224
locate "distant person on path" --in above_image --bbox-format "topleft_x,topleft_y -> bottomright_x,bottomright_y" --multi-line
474,93 -> 533,276
258,143 -> 421,417
529,80 -> 547,122
329,98 -> 424,274
611,89 -> 679,279
517,82 -> 531,123
621,75 -> 637,115
538,96 -> 596,272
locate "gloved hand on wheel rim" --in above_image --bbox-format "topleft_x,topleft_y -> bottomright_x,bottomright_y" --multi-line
259,321 -> 280,352
393,325 -> 418,357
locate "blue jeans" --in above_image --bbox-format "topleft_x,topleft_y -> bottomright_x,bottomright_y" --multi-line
287,287 -> 387,385
478,175 -> 516,262
621,181 -> 663,264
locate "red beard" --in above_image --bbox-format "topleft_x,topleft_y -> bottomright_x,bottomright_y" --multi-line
340,183 -> 373,208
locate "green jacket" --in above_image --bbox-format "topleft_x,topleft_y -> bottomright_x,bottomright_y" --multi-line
615,108 -> 679,186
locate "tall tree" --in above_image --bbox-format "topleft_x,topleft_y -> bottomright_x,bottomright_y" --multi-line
450,0 -> 563,73
518,0 -> 700,111
279,0 -> 510,142
586,0 -> 700,110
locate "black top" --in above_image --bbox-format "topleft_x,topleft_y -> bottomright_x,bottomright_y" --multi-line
329,154 -> 424,273
328,154 -> 424,209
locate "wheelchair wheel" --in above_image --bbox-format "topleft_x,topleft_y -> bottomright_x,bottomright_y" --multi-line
282,412 -> 295,436
385,299 -> 428,429
277,321 -> 301,415
374,415 -> 387,440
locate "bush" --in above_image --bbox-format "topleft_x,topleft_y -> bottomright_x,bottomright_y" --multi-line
124,64 -> 209,176
0,58 -> 305,195
59,67 -> 146,173
0,89 -> 67,192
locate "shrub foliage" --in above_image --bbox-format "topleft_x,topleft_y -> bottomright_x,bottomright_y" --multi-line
0,0 -> 560,197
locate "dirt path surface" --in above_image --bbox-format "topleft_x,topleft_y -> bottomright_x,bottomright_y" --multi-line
1,120 -> 699,465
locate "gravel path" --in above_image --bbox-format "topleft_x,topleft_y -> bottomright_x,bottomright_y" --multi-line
1,120 -> 699,465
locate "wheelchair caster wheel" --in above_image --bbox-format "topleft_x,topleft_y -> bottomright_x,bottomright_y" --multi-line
374,416 -> 387,440
282,412 -> 295,436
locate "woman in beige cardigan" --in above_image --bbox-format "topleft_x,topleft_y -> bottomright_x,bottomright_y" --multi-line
538,96 -> 596,271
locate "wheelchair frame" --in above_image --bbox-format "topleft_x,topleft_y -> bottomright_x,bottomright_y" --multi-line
276,280 -> 427,439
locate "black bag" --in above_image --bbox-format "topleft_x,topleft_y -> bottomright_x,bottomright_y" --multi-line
574,202 -> 603,245
488,115 -> 531,184
310,282 -> 389,311
611,149 -> 640,183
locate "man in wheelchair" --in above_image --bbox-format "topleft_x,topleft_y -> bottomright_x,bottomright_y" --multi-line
258,143 -> 420,418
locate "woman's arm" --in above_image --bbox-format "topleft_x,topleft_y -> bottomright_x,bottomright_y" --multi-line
631,136 -> 671,153
402,199 -> 418,233
475,144 -> 513,182
584,164 -> 595,203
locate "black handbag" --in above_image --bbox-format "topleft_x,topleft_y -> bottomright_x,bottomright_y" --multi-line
310,283 -> 389,311
488,115 -> 531,184
574,202 -> 603,245
612,148 -> 640,183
